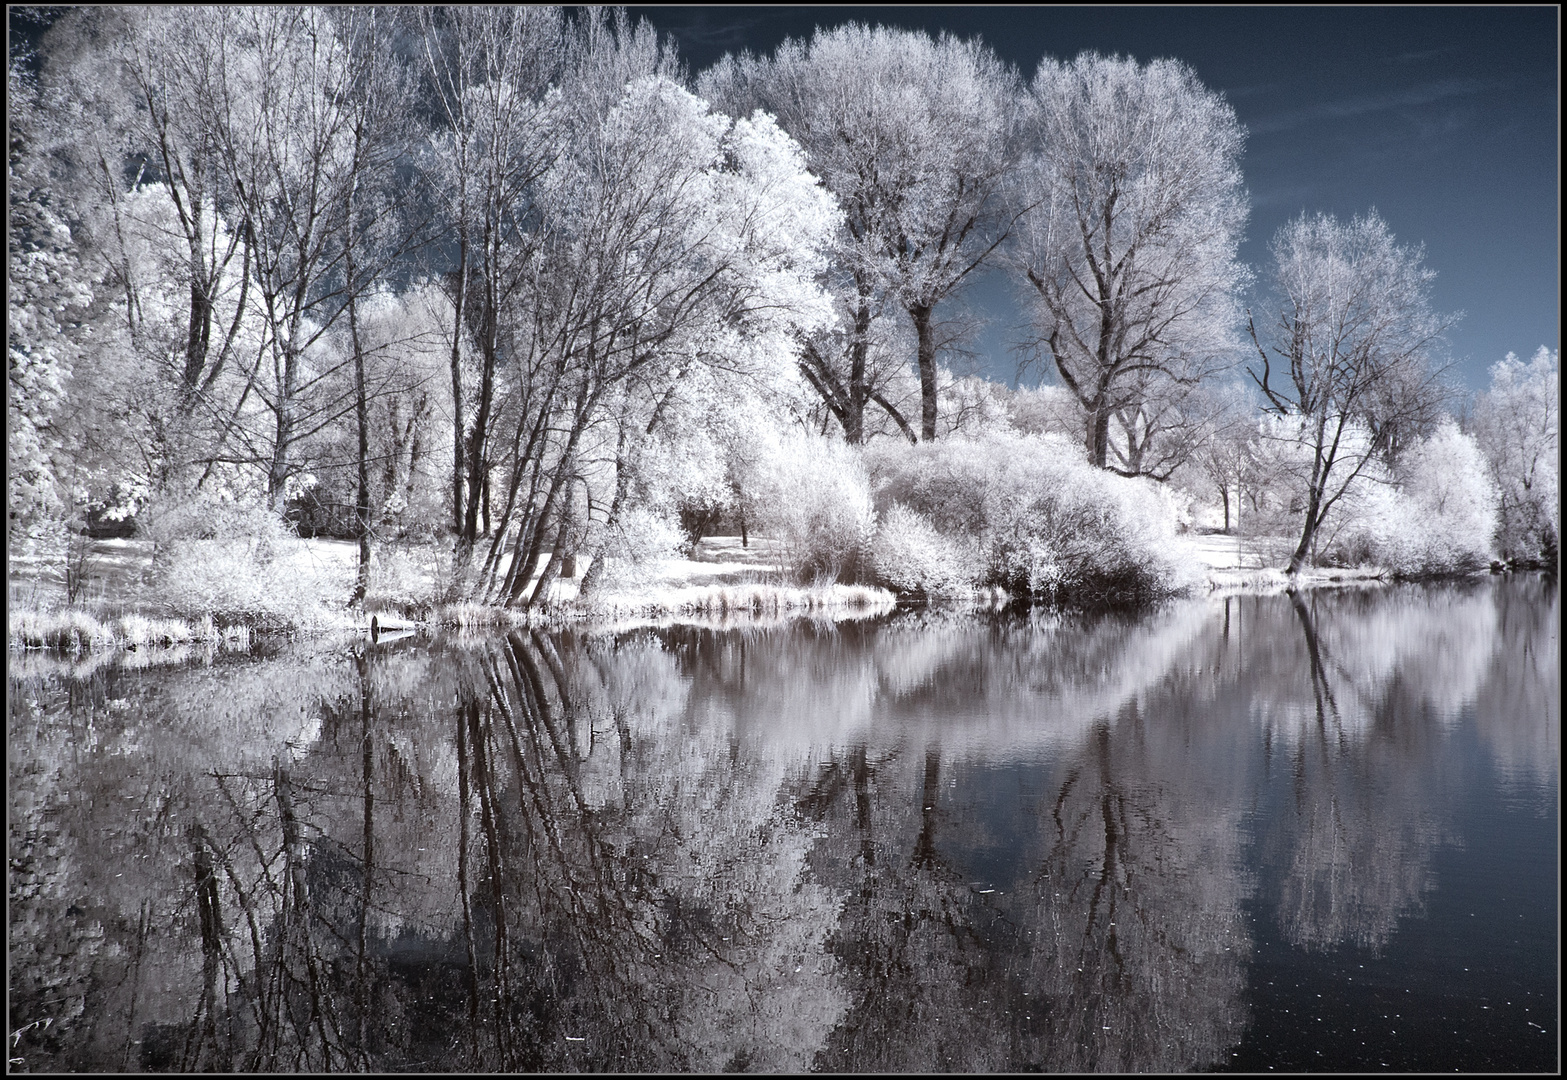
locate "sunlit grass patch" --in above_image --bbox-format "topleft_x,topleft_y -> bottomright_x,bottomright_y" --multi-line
6,605 -> 263,655
582,581 -> 896,620
9,607 -> 118,653
116,612 -> 199,648
434,602 -> 539,634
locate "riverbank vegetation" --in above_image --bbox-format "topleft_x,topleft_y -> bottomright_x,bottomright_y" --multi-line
9,8 -> 1558,643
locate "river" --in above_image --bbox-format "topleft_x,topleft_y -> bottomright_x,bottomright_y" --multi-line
7,575 -> 1557,1072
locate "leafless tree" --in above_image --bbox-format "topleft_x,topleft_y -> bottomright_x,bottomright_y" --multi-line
195,8 -> 382,510
1249,211 -> 1455,573
702,24 -> 1021,442
1011,52 -> 1248,468
414,5 -> 569,543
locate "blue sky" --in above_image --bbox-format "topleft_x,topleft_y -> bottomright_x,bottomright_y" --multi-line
629,5 -> 1559,391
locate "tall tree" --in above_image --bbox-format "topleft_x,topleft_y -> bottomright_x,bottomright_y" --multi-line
200,7 -> 405,512
415,5 -> 569,544
1249,211 -> 1455,574
479,74 -> 836,609
702,24 -> 1020,442
334,8 -> 422,600
7,51 -> 89,535
28,8 -> 261,504
1012,52 -> 1248,468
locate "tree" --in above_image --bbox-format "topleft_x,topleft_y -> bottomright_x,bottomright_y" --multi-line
1011,52 -> 1248,469
415,5 -> 570,544
1376,420 -> 1497,575
331,7 -> 424,599
1249,211 -> 1455,574
1471,346 -> 1558,564
1183,385 -> 1257,533
108,9 -> 251,408
464,72 -> 835,608
197,7 -> 395,512
1106,375 -> 1244,482
8,52 -> 92,536
702,24 -> 1021,442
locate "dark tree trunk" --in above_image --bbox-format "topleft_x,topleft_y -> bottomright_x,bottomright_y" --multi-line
1088,404 -> 1111,468
182,276 -> 214,398
448,257 -> 468,536
349,284 -> 371,603
1288,487 -> 1323,574
461,291 -> 498,547
912,303 -> 938,441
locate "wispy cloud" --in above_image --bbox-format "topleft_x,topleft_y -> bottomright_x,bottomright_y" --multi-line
1247,77 -> 1496,136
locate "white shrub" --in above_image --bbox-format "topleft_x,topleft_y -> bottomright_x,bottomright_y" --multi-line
870,503 -> 980,596
590,504 -> 685,589
866,431 -> 1194,601
1374,422 -> 1498,576
749,430 -> 876,582
1472,346 -> 1558,563
138,491 -> 339,625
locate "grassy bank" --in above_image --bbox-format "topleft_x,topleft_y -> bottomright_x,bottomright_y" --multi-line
8,607 -> 255,654
6,536 -> 901,652
10,530 -> 1448,656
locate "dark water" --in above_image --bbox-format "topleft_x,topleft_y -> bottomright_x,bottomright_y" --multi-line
8,577 -> 1558,1073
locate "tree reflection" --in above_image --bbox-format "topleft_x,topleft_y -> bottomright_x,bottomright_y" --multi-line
1473,574 -> 1560,789
8,578 -> 1558,1072
1258,585 -> 1502,953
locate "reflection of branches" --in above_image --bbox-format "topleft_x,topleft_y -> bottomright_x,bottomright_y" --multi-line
1290,591 -> 1343,741
800,742 -> 1004,1072
1268,589 -> 1452,954
1025,708 -> 1249,1073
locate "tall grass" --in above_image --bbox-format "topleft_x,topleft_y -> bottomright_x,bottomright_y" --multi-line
7,608 -> 250,655
580,580 -> 895,620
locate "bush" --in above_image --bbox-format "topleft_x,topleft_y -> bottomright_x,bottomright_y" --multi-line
1472,347 -> 1558,564
865,431 -> 1195,602
138,491 -> 342,627
588,504 -> 686,590
1366,422 -> 1498,576
869,503 -> 980,597
365,543 -> 455,612
748,431 -> 876,583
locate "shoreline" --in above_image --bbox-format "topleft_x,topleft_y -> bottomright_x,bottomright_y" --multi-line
11,531 -> 1547,658
9,559 -> 1528,660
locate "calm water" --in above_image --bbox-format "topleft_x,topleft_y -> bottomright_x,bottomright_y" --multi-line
8,577 -> 1558,1073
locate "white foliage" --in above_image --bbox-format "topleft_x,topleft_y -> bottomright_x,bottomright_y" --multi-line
1370,422 -> 1498,575
869,503 -> 981,597
1013,52 -> 1248,458
591,504 -> 686,588
866,431 -> 1197,599
747,430 -> 876,581
1472,346 -> 1558,562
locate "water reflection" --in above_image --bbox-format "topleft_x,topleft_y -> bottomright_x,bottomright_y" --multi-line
8,577 -> 1557,1072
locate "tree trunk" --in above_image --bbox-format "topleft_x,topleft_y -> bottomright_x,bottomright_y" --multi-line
912,303 -> 938,441
578,423 -> 632,600
447,257 -> 468,536
461,290 -> 497,546
1087,404 -> 1111,468
1288,488 -> 1322,574
846,294 -> 873,444
349,275 -> 371,604
481,468 -> 491,537
267,392 -> 295,515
